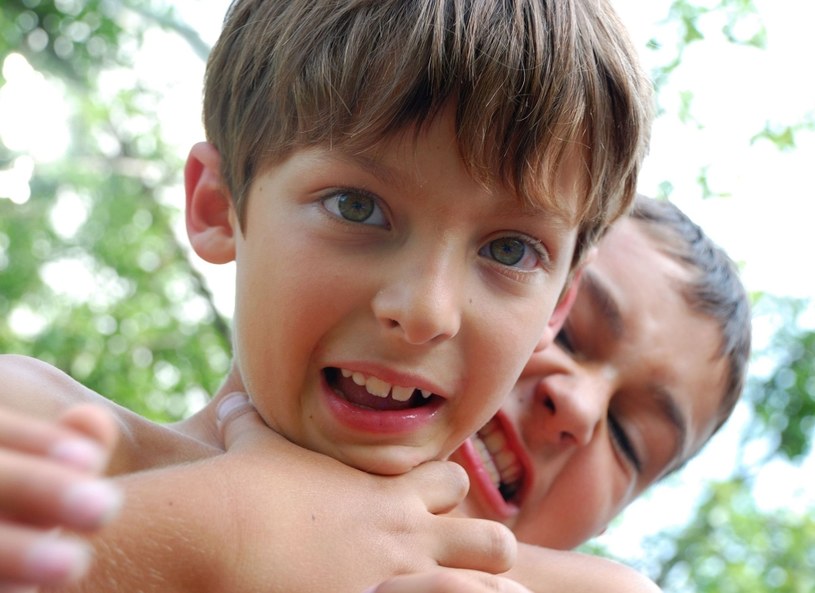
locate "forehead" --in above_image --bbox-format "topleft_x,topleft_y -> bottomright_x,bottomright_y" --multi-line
589,219 -> 728,464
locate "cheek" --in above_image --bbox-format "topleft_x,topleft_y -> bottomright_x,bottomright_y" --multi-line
517,483 -> 605,548
232,262 -> 319,405
468,320 -> 539,408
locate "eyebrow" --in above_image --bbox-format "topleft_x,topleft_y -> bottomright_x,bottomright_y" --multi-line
318,150 -> 401,188
580,271 -> 624,339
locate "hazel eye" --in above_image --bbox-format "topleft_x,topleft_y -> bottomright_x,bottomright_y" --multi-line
479,236 -> 547,270
322,190 -> 388,227
489,238 -> 525,265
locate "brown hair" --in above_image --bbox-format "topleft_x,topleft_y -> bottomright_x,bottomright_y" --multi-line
204,0 -> 652,261
630,195 -> 752,442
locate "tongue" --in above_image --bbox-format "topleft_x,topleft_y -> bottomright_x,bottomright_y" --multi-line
335,374 -> 415,411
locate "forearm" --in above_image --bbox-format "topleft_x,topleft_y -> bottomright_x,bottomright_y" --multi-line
49,458 -> 236,593
506,544 -> 662,593
48,424 -> 517,593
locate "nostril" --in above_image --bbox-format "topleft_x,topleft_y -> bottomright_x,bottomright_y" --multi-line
543,395 -> 556,413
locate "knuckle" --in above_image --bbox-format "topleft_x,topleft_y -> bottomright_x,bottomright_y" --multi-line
483,521 -> 517,571
440,461 -> 470,497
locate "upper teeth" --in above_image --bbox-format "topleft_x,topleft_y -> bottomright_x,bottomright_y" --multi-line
341,368 -> 432,401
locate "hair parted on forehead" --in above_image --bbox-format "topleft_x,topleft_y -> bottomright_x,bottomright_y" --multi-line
204,0 -> 652,260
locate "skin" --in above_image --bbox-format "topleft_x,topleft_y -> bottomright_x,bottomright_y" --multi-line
452,217 -> 728,549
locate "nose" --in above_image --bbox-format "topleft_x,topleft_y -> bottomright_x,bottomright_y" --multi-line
536,365 -> 612,447
371,249 -> 463,345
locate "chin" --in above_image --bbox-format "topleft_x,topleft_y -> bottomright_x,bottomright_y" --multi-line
336,445 -> 431,476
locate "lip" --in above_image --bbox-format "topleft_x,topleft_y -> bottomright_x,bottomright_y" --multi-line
320,363 -> 445,435
453,410 -> 533,520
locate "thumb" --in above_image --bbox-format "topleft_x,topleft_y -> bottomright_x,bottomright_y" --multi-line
215,392 -> 275,452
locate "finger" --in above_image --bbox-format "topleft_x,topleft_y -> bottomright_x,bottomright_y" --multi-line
58,404 -> 119,457
429,518 -> 516,575
0,408 -> 107,474
0,450 -> 122,531
0,524 -> 91,588
216,392 -> 282,452
395,461 -> 470,514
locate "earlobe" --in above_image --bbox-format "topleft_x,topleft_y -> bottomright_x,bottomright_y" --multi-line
533,266 -> 585,352
185,142 -> 237,264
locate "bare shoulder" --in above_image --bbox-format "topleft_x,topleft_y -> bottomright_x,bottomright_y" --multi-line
0,353 -> 105,414
510,543 -> 662,593
0,354 -> 217,474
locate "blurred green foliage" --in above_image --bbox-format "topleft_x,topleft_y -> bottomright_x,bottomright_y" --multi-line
0,0 -> 812,590
0,0 -> 230,420
648,478 -> 815,593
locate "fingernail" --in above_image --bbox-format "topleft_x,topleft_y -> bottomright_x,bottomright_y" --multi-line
216,392 -> 250,423
24,536 -> 91,584
62,480 -> 123,530
49,438 -> 106,472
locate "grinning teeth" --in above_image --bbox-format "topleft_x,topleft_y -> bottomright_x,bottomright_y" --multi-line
475,420 -> 523,501
392,385 -> 414,402
474,437 -> 500,487
481,429 -> 506,453
338,368 -> 432,401
366,376 -> 391,398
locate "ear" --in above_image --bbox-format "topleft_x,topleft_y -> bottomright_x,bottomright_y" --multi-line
185,142 -> 237,264
533,265 -> 586,352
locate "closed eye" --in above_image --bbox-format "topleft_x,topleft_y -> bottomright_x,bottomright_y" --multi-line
608,413 -> 642,473
554,327 -> 576,355
322,189 -> 389,228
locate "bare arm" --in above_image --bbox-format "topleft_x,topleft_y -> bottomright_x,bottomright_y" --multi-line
58,399 -> 516,593
506,544 -> 662,593
365,545 -> 662,593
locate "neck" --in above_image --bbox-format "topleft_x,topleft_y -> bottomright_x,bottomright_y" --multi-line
171,363 -> 248,451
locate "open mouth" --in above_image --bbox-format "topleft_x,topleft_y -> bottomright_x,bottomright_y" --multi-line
471,417 -> 525,504
324,367 -> 438,411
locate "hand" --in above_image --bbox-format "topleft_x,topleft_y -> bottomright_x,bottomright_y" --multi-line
55,393 -> 516,593
0,405 -> 122,590
213,393 -> 517,593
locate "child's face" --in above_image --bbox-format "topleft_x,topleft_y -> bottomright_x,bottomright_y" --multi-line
225,111 -> 581,475
451,218 -> 728,549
